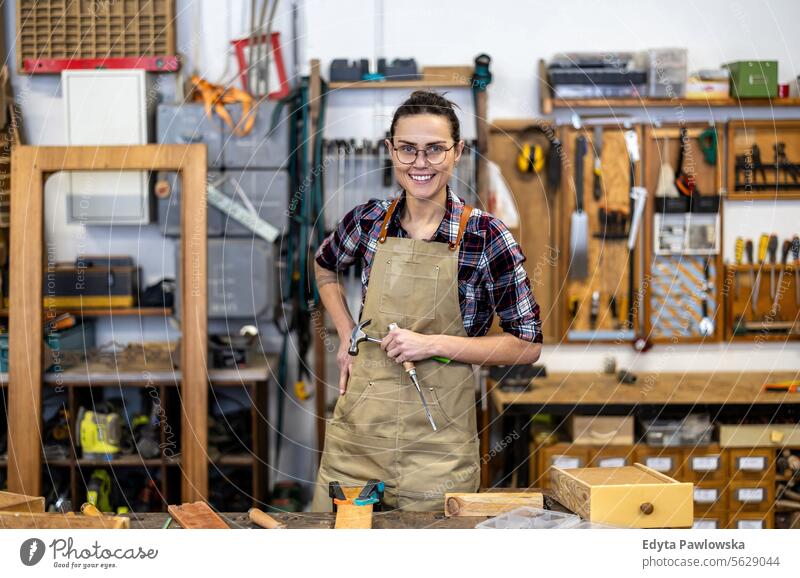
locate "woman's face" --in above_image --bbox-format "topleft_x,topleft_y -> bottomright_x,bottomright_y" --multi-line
385,114 -> 464,203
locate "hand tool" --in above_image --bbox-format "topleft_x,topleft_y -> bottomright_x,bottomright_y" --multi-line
568,296 -> 579,320
516,142 -> 544,174
76,406 -> 122,460
774,142 -> 800,183
792,236 -> 800,306
625,130 -> 644,333
753,234 -> 769,316
388,322 -> 437,431
248,507 -> 286,529
569,135 -> 589,279
745,239 -> 755,317
698,258 -> 714,336
609,295 -> 621,329
768,234 -> 778,300
592,126 -> 603,200
698,127 -> 717,165
771,239 -> 792,316
674,127 -> 697,196
80,502 -> 102,517
347,318 -> 382,355
329,480 -> 385,510
734,237 -> 744,300
655,138 -> 680,198
86,469 -> 112,512
751,144 -> 767,183
589,291 -> 600,329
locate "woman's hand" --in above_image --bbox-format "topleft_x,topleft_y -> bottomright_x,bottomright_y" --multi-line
382,327 -> 436,364
336,336 -> 354,395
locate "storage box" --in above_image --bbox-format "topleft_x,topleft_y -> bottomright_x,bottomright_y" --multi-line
44,261 -> 139,309
569,415 -> 634,446
692,482 -> 727,515
636,48 -> 687,98
683,446 -> 728,483
728,481 -> 774,514
724,61 -> 778,98
157,103 -> 224,168
686,69 -> 731,100
728,513 -> 773,529
729,448 -> 774,481
222,102 -> 289,169
692,513 -> 727,530
157,171 -> 225,236
643,414 -> 713,446
0,322 -> 95,372
550,464 -> 694,528
719,424 -> 800,447
634,447 -> 683,479
475,507 -> 580,529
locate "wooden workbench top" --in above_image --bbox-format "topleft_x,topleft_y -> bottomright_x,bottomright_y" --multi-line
491,371 -> 800,412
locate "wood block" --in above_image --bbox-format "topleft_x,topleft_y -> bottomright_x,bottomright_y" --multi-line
334,486 -> 373,529
570,416 -> 634,446
550,463 -> 693,528
0,491 -> 45,513
167,502 -> 229,529
444,492 -> 544,517
0,512 -> 129,529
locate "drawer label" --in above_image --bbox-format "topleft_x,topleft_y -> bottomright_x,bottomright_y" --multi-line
692,519 -> 719,530
645,457 -> 673,472
736,488 -> 765,503
691,456 -> 720,472
597,457 -> 626,468
552,456 -> 582,469
737,519 -> 764,529
694,488 -> 719,504
737,456 -> 767,471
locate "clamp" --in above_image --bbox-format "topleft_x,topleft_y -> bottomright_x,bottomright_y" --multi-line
329,480 -> 385,512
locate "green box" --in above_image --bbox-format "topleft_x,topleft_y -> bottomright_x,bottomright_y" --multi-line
724,61 -> 778,98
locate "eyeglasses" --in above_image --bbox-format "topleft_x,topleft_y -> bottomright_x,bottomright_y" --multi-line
391,142 -> 457,165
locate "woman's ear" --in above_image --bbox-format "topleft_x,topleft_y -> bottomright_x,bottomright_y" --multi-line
384,138 -> 393,154
453,140 -> 465,163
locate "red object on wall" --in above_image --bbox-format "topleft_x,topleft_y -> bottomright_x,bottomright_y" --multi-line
23,56 -> 180,74
231,32 -> 290,100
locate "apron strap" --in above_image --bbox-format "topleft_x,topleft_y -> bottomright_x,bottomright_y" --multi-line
377,197 -> 401,244
449,205 -> 473,251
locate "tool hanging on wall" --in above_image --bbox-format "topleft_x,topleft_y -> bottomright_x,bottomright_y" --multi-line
768,234 -> 779,300
745,238 -> 756,318
569,135 -> 589,279
753,233 -> 769,316
625,129 -> 645,333
734,237 -> 744,300
516,142 -> 544,174
772,239 -> 792,317
698,258 -> 715,336
792,236 -> 800,307
697,127 -> 718,166
674,126 -> 698,196
655,138 -> 680,199
592,126 -> 603,200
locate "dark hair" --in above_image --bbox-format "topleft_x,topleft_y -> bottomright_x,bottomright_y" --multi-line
389,90 -> 461,143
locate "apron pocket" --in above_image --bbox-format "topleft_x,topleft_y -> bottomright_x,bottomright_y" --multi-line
331,377 -> 399,439
330,379 -> 373,423
427,386 -> 471,435
378,259 -> 440,321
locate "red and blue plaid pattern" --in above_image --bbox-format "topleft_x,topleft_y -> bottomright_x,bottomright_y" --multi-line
315,188 -> 543,343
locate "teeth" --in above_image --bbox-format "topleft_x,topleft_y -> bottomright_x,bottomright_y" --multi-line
411,174 -> 433,182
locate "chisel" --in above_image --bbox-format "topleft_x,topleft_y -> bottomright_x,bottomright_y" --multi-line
792,236 -> 800,307
592,126 -> 603,201
589,291 -> 600,329
772,239 -> 792,316
753,234 -> 769,315
745,239 -> 755,317
734,237 -> 744,300
387,323 -> 436,431
768,234 -> 778,300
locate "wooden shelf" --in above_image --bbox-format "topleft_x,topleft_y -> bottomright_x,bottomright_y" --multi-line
537,59 -> 800,114
214,454 -> 254,467
329,78 -> 472,90
0,307 -> 173,318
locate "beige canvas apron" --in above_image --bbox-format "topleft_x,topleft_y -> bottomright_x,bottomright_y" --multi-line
310,198 -> 480,512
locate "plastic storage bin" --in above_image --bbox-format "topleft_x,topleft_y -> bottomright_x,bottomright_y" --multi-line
643,414 -> 713,447
475,507 -> 581,529
637,48 -> 688,98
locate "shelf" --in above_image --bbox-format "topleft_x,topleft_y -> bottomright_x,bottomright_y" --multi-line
537,59 -> 800,114
213,454 -> 254,466
328,78 -> 472,90
0,307 -> 173,318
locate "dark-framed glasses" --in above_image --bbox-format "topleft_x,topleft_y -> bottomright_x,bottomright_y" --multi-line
392,142 -> 457,165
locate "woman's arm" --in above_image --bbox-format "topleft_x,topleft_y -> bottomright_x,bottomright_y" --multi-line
382,328 -> 541,366
315,261 -> 356,394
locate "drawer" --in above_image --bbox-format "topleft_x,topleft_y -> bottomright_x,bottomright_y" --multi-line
634,446 -> 684,480
683,446 -> 728,483
538,445 -> 590,489
728,512 -> 774,529
692,482 -> 727,515
720,424 -> 800,448
589,446 -> 635,469
729,448 -> 776,482
569,416 -> 634,446
692,513 -> 728,530
728,481 -> 774,513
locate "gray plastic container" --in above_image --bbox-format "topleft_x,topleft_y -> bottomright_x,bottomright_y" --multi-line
157,103 -> 224,168
475,507 -> 581,529
222,102 -> 289,169
157,171 -> 225,236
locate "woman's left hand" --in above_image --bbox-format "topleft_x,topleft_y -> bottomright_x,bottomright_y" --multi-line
382,326 -> 436,364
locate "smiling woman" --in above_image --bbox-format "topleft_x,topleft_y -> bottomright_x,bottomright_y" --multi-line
310,90 -> 543,512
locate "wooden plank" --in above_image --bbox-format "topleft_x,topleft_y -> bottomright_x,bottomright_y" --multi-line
168,502 -> 229,529
0,491 -> 45,513
444,492 -> 543,517
334,487 -> 373,529
0,512 -> 129,529
8,146 -> 43,497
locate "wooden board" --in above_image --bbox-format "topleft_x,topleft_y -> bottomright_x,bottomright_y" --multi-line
558,125 -> 643,341
444,492 -> 543,517
488,121 -> 559,340
8,144 -> 207,501
168,502 -> 229,529
0,491 -> 45,513
0,512 -> 129,529
334,487 -> 373,529
550,464 -> 693,528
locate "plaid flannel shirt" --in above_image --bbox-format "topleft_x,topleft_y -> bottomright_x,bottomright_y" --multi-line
315,188 -> 542,343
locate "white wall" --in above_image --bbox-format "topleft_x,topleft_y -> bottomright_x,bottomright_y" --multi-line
4,0 -> 799,489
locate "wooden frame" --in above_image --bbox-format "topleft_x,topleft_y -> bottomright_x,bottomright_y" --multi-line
642,123 -> 725,344
7,144 -> 208,501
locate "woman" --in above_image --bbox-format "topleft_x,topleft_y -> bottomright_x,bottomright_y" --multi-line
310,91 -> 542,512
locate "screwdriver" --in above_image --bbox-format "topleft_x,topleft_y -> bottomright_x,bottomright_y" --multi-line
753,234 -> 769,316
772,239 -> 792,316
793,236 -> 800,307
768,234 -> 778,300
734,237 -> 744,299
745,239 -> 755,317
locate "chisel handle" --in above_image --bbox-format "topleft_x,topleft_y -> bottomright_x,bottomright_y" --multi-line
387,323 -> 417,373
768,234 -> 778,263
758,234 -> 769,264
734,237 -> 744,265
248,508 -> 286,529
745,239 -> 754,265
781,239 -> 792,265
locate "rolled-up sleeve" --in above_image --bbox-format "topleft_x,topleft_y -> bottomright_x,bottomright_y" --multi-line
315,204 -> 364,272
481,219 -> 543,344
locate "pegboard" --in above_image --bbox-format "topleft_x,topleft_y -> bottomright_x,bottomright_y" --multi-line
16,0 -> 175,70
642,123 -> 724,343
558,125 -> 643,343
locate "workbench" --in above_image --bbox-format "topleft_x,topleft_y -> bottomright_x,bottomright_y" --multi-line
488,372 -> 800,488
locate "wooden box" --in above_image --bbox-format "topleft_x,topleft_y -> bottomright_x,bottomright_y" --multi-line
634,446 -> 684,479
0,491 -> 45,513
729,448 -> 776,482
537,445 -> 591,489
720,424 -> 800,447
728,481 -> 774,514
728,512 -> 774,529
550,463 -> 694,528
570,415 -> 634,446
693,482 -> 727,516
693,513 -> 728,530
589,446 -> 635,468
683,446 -> 728,483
